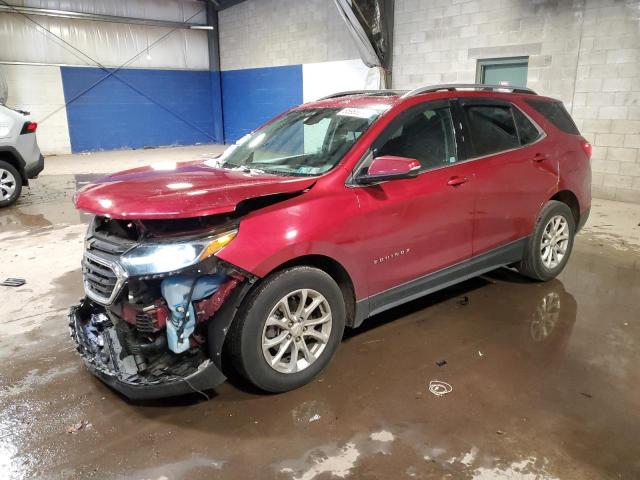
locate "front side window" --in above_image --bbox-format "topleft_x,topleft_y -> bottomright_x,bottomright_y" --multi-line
376,107 -> 458,171
214,107 -> 384,176
464,105 -> 519,157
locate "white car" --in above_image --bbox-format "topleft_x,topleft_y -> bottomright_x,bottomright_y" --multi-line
0,103 -> 44,207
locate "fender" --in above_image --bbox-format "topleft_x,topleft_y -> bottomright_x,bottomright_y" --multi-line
207,278 -> 255,371
0,145 -> 28,185
220,237 -> 368,300
217,183 -> 369,300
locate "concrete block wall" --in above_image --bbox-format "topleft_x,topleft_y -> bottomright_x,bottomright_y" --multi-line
217,0 -> 371,142
573,0 -> 640,203
219,0 -> 360,70
394,0 -> 584,105
394,0 -> 640,203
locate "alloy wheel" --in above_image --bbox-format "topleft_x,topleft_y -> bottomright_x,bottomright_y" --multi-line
262,288 -> 332,374
540,215 -> 569,269
0,168 -> 16,201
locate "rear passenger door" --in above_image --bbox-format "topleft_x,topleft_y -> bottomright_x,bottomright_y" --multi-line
460,98 -> 558,256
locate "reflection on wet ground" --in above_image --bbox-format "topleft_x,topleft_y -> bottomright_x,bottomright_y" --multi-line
0,174 -> 98,233
0,176 -> 639,479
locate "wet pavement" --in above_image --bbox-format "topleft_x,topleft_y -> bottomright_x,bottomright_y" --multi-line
1,171 -> 640,480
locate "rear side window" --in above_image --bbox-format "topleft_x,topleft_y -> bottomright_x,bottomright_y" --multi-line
525,100 -> 579,134
464,105 -> 519,157
512,107 -> 541,145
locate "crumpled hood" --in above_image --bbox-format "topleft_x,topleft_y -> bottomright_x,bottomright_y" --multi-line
74,160 -> 316,219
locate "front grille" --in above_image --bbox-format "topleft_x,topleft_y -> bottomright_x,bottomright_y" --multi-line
82,221 -> 135,305
83,254 -> 119,302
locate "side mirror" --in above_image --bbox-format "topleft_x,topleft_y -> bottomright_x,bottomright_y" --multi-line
355,155 -> 421,185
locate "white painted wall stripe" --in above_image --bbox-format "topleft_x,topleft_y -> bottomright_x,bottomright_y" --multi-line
302,59 -> 371,103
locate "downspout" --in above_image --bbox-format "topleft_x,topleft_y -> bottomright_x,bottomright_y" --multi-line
0,70 -> 7,105
380,0 -> 394,88
206,0 -> 225,143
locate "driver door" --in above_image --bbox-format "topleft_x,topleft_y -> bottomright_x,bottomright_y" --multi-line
350,100 -> 476,298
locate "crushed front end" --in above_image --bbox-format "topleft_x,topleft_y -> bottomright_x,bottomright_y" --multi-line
69,215 -> 252,400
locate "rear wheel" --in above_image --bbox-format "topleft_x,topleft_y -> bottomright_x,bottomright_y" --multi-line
227,266 -> 346,393
518,200 -> 575,281
0,160 -> 22,207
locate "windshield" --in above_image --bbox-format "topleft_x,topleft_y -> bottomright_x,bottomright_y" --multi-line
212,107 -> 385,176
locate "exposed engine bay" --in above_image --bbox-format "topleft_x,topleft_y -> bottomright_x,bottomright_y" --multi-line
69,214 -> 254,400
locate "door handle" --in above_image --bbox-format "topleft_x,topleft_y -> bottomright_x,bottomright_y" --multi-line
447,176 -> 469,187
533,153 -> 548,162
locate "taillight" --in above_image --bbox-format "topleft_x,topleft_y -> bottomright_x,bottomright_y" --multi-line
20,122 -> 37,134
581,141 -> 592,159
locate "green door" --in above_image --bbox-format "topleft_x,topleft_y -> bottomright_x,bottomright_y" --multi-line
477,58 -> 528,87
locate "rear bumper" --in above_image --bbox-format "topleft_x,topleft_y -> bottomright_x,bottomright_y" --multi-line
68,301 -> 226,401
25,154 -> 44,179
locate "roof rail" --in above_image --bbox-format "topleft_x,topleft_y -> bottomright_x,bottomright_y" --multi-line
318,90 -> 406,101
401,83 -> 537,98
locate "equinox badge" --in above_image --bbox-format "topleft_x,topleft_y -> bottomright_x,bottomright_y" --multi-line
373,248 -> 411,265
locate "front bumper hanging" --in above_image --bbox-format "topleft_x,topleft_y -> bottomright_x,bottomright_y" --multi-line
68,301 -> 226,401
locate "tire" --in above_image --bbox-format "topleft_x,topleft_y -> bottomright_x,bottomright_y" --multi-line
518,200 -> 576,281
227,266 -> 346,393
0,160 -> 22,207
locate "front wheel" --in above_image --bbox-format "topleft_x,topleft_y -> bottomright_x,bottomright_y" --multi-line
227,266 -> 346,393
518,200 -> 576,281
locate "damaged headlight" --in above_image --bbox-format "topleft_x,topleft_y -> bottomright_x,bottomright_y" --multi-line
120,229 -> 237,276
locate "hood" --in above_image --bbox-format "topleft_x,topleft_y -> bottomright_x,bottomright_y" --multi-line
74,161 -> 317,220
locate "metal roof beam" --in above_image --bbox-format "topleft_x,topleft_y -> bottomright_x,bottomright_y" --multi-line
0,5 -> 206,29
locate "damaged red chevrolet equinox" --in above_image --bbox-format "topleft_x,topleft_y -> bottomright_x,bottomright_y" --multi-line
70,84 -> 591,400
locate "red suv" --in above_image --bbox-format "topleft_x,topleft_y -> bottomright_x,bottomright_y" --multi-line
70,84 -> 591,400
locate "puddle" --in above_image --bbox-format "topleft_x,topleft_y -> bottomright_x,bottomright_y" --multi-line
0,190 -> 638,479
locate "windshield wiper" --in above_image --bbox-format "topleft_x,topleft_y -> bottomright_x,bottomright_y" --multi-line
221,163 -> 272,175
259,169 -> 318,177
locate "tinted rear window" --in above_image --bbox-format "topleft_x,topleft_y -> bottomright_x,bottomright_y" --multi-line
464,105 -> 519,157
525,100 -> 579,135
513,107 -> 541,145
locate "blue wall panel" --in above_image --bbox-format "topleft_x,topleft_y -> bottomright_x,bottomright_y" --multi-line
61,67 -> 222,152
221,65 -> 303,143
